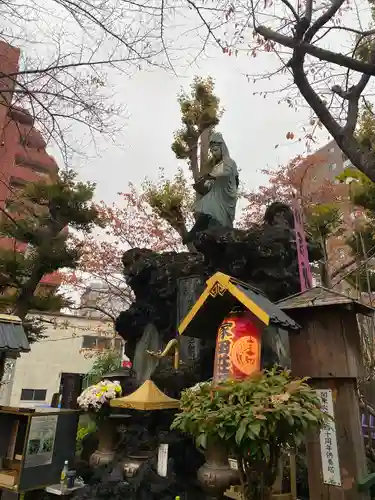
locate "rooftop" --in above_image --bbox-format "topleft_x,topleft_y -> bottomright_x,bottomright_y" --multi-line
0,314 -> 30,355
178,272 -> 300,340
277,286 -> 374,315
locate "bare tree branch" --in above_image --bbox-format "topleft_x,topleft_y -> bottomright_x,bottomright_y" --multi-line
256,25 -> 375,76
184,0 -> 375,182
0,0 -> 214,161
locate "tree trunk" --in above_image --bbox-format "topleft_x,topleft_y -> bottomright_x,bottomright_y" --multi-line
190,144 -> 199,183
195,128 -> 211,204
291,56 -> 375,183
13,263 -> 46,320
199,128 -> 210,175
336,135 -> 375,184
320,236 -> 332,288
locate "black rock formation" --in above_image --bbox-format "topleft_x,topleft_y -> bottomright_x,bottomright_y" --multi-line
115,202 -> 321,356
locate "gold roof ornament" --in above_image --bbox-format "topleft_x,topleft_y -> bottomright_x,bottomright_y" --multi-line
178,272 -> 300,340
110,379 -> 180,410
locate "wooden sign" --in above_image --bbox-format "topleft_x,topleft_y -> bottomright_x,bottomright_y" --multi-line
316,389 -> 341,486
24,415 -> 58,468
213,312 -> 261,383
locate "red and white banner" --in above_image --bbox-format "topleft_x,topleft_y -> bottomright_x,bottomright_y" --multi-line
291,195 -> 313,292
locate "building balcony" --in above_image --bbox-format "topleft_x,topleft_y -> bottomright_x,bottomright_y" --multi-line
11,164 -> 48,185
15,145 -> 58,176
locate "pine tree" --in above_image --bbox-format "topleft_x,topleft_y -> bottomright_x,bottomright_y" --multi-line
144,76 -> 222,239
171,76 -> 222,182
0,169 -> 101,341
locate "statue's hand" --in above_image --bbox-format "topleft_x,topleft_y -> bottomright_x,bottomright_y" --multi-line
193,178 -> 210,195
194,175 -> 214,195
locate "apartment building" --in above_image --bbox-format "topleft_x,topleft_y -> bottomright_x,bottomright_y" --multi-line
80,281 -> 128,319
0,41 -> 61,289
300,140 -> 366,293
0,312 -> 123,407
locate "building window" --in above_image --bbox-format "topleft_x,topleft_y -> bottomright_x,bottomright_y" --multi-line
114,338 -> 123,352
20,389 -> 47,401
82,336 -> 98,349
97,337 -> 110,350
15,163 -> 49,179
82,335 -> 112,351
9,177 -> 25,194
328,163 -> 336,171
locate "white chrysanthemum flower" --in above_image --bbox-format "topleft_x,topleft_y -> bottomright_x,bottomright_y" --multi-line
77,380 -> 122,412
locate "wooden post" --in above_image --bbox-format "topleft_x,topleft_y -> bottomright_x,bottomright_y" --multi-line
278,289 -> 371,500
306,378 -> 368,500
289,453 -> 297,500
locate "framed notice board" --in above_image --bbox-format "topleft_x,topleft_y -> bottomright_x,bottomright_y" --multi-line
0,407 -> 78,492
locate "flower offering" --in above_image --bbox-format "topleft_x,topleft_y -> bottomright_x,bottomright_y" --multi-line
77,380 -> 122,412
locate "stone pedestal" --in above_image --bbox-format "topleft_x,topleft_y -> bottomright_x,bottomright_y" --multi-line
89,419 -> 116,468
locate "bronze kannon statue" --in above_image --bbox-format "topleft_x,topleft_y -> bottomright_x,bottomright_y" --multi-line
184,131 -> 239,244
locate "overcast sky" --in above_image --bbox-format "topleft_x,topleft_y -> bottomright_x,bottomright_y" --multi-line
15,0 -> 360,205
71,51 -> 326,204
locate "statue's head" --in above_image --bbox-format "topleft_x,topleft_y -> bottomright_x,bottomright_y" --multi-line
264,202 -> 294,227
209,131 -> 226,161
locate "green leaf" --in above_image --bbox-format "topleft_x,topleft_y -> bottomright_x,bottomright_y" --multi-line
171,367 -> 327,456
249,421 -> 262,436
286,414 -> 294,425
196,434 -> 207,448
235,420 -> 248,444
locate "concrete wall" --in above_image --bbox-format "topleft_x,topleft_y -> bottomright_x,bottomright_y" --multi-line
0,312 -> 120,407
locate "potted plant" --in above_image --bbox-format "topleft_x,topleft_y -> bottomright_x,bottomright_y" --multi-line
171,368 -> 328,500
77,379 -> 122,467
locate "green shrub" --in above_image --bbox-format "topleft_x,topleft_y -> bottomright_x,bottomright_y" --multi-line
76,420 -> 97,455
172,367 -> 328,500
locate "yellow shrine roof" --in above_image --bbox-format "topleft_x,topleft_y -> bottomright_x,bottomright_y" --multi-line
178,272 -> 299,340
110,379 -> 180,411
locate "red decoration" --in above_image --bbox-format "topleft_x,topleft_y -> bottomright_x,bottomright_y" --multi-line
213,312 -> 262,383
122,353 -> 132,369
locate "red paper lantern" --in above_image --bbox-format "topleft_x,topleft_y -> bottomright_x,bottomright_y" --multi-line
213,311 -> 262,383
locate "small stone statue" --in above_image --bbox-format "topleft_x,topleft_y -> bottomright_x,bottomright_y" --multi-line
184,131 -> 239,243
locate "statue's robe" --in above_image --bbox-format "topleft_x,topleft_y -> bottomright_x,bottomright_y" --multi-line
185,132 -> 238,244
